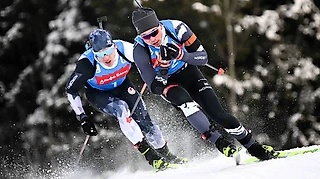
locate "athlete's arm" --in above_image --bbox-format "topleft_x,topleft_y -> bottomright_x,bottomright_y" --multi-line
65,59 -> 95,115
172,20 -> 208,65
133,43 -> 165,95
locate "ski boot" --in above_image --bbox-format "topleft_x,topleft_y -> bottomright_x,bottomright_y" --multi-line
247,142 -> 279,160
152,158 -> 184,171
135,139 -> 181,171
156,142 -> 188,164
152,158 -> 169,171
215,136 -> 240,157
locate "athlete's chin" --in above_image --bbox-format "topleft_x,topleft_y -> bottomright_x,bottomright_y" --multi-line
104,61 -> 113,67
152,40 -> 161,47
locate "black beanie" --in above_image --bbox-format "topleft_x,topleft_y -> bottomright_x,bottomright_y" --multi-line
132,7 -> 159,34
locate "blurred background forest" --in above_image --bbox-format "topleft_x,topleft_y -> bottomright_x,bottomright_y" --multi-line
1,0 -> 320,178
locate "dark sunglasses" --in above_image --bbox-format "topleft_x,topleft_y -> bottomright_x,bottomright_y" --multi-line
141,26 -> 160,40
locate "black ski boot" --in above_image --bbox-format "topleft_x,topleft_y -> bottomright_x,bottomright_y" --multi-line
156,142 -> 188,164
215,136 -> 239,157
134,139 -> 168,170
247,142 -> 278,160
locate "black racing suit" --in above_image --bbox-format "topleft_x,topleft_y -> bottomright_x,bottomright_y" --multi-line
133,19 -> 255,148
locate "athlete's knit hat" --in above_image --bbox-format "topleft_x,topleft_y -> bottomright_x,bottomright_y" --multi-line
89,29 -> 113,52
132,7 -> 159,34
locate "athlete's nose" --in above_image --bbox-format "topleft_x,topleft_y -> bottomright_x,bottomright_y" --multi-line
149,36 -> 157,42
102,55 -> 110,60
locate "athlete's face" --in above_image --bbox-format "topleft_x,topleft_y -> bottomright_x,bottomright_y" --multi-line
140,25 -> 163,47
95,44 -> 116,67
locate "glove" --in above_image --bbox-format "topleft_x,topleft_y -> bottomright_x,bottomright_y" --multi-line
151,78 -> 166,95
77,113 -> 98,136
160,45 -> 172,62
160,43 -> 183,61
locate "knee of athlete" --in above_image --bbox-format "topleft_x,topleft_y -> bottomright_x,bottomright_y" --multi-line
166,86 -> 193,106
178,101 -> 201,117
117,100 -> 130,118
145,127 -> 166,149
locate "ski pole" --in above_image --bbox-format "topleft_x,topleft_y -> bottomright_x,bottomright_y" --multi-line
130,83 -> 147,116
130,1 -> 153,117
130,62 -> 158,116
76,135 -> 90,165
205,64 -> 225,75
134,0 -> 143,8
75,16 -> 107,166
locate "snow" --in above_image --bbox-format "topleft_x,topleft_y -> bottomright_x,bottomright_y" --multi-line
47,145 -> 320,179
109,146 -> 320,179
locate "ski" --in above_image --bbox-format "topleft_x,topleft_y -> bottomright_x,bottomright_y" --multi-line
150,163 -> 189,173
243,145 -> 320,164
232,147 -> 242,165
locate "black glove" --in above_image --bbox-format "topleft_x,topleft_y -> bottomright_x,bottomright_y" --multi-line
160,43 -> 183,61
77,113 -> 98,136
151,78 -> 166,95
160,45 -> 172,62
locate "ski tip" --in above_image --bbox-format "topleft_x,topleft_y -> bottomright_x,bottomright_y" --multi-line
233,147 -> 242,165
234,153 -> 241,165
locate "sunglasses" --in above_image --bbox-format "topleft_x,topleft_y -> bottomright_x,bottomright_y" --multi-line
94,45 -> 114,58
141,26 -> 160,40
